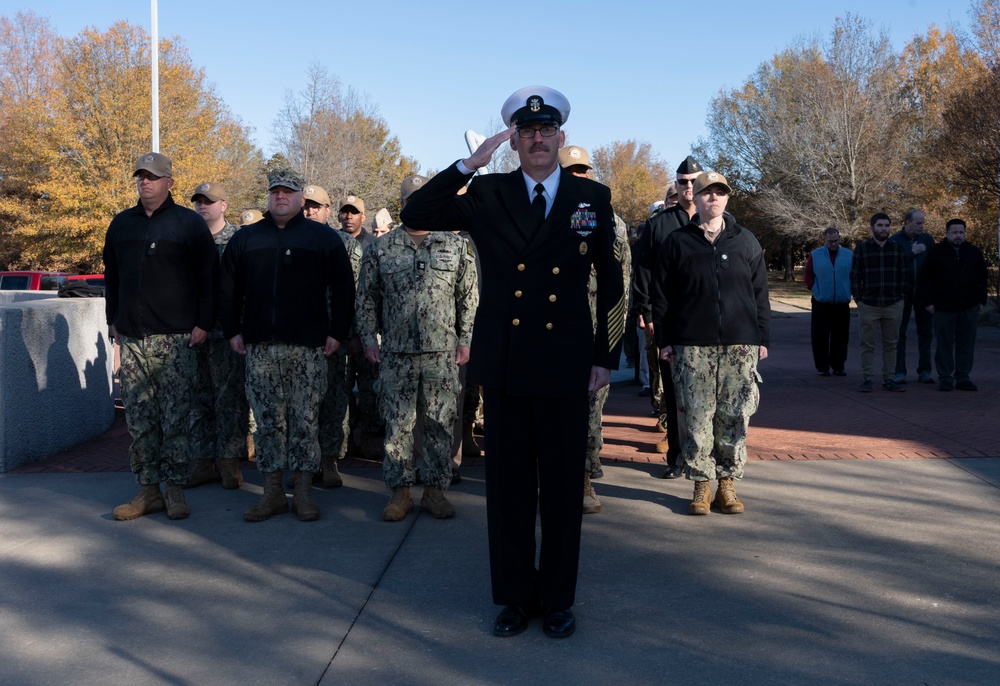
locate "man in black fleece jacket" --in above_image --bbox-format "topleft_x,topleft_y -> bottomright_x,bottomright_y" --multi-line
220,169 -> 355,522
103,151 -> 218,522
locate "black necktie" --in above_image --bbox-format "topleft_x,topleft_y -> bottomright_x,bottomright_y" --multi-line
532,183 -> 546,226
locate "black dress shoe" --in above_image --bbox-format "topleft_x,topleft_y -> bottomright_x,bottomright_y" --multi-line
660,464 -> 684,479
832,370 -> 847,377
493,606 -> 529,637
542,609 -> 576,638
819,370 -> 831,377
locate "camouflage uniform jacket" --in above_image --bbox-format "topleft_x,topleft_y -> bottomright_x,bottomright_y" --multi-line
208,221 -> 240,339
589,214 -> 631,333
356,229 -> 478,353
334,230 -> 365,338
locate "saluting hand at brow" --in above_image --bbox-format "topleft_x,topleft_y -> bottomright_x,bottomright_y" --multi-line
463,126 -> 516,171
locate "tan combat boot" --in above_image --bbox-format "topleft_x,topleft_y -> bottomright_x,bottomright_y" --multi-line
244,471 -> 289,522
383,486 -> 414,522
461,423 -> 481,457
688,481 -> 712,516
246,433 -> 256,461
112,484 -> 166,521
321,456 -> 343,488
714,477 -> 745,514
654,416 -> 668,433
183,459 -> 221,489
219,459 -> 244,490
421,487 -> 456,519
654,434 -> 669,454
164,484 -> 190,520
583,472 -> 601,515
292,471 -> 321,521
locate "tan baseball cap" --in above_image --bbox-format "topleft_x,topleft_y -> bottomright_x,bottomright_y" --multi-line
303,185 -> 331,206
240,209 -> 263,226
134,151 -> 173,178
339,195 -> 365,214
191,181 -> 227,203
692,171 -> 732,196
400,175 -> 428,202
372,208 -> 393,230
558,145 -> 592,170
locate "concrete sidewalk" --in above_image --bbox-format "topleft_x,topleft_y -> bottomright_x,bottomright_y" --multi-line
3,302 -> 999,684
2,459 -> 998,685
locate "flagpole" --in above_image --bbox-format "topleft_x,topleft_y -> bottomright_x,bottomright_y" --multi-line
151,0 -> 159,152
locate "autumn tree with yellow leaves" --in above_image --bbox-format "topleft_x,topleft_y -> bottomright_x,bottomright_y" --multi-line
0,12 -> 263,272
590,140 -> 669,228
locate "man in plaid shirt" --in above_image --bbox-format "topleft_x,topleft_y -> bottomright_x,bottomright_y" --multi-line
850,212 -> 912,392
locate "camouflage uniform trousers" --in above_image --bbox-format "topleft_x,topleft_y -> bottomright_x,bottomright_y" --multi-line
349,350 -> 383,434
672,345 -> 761,482
318,348 -> 351,460
585,386 -> 609,478
377,351 -> 459,490
190,338 -> 249,461
119,333 -> 197,485
245,342 -> 327,474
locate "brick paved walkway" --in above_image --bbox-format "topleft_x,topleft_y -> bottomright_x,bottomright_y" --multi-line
13,303 -> 999,474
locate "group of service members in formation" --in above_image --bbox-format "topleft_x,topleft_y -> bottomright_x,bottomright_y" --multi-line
101,151 -> 771,524
102,84 -> 775,640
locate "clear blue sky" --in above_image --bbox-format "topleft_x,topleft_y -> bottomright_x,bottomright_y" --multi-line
3,0 -> 970,175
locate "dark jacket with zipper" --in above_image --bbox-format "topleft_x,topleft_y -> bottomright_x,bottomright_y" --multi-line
651,214 -> 770,348
916,239 -> 988,312
103,193 -> 217,337
219,210 -> 355,347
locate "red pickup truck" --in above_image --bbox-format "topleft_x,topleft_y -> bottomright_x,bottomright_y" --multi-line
0,271 -> 69,290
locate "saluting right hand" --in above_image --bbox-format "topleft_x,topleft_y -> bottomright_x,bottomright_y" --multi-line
463,126 -> 516,171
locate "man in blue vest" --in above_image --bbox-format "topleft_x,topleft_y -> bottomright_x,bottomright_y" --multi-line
803,227 -> 853,376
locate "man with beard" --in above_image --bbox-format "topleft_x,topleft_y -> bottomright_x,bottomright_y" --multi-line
850,213 -> 911,393
917,219 -> 988,392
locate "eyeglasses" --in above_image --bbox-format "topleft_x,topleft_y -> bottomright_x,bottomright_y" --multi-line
193,197 -> 217,205
516,125 -> 559,139
135,172 -> 163,181
675,178 -> 697,185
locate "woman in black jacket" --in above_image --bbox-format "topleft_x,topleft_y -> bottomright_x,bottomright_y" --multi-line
651,171 -> 770,515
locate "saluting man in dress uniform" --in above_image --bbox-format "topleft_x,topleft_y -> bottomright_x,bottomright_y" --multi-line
400,86 -> 624,640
